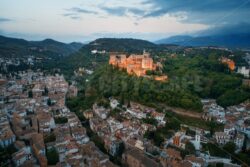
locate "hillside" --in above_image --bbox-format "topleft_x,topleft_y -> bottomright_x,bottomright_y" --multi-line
0,35 -> 83,57
54,38 -> 160,76
156,34 -> 250,49
86,65 -> 203,112
84,51 -> 249,111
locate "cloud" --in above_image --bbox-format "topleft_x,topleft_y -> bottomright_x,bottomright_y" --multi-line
0,17 -> 12,22
63,7 -> 98,20
141,0 -> 250,24
143,0 -> 250,14
142,8 -> 168,18
70,16 -> 82,20
67,7 -> 98,14
62,13 -> 75,17
100,6 -> 145,17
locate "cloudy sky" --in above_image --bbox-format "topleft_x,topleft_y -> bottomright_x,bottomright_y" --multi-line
0,0 -> 250,42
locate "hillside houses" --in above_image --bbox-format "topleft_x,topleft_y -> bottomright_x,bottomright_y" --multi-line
0,112 -> 16,148
93,103 -> 110,119
0,71 -> 118,166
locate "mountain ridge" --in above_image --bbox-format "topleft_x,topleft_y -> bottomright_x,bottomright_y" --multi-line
155,33 -> 250,49
0,35 -> 84,57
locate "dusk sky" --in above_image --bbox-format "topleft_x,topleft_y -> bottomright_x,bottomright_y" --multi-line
1,0 -> 250,42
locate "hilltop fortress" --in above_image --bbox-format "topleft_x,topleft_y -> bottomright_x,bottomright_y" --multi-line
109,52 -> 168,81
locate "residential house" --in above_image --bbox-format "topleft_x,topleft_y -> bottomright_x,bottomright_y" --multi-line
12,148 -> 32,167
122,149 -> 161,167
67,85 -> 78,98
160,148 -> 182,167
237,66 -> 250,78
214,132 -> 230,145
37,112 -> 55,133
70,126 -> 89,144
234,133 -> 245,151
185,155 -> 206,167
83,110 -> 93,119
110,98 -> 119,109
0,114 -> 16,148
93,103 -> 110,119
151,111 -> 166,125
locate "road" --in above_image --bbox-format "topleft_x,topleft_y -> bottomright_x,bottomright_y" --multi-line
164,106 -> 202,119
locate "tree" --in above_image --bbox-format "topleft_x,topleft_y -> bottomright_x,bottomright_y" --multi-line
223,142 -> 236,153
217,89 -> 250,107
127,99 -> 131,108
28,90 -> 33,98
0,144 -> 17,166
117,142 -> 125,156
144,131 -> 164,147
186,129 -> 196,136
185,142 -> 196,155
46,148 -> 59,165
44,133 -> 56,143
47,98 -> 52,106
43,86 -> 49,96
54,117 -> 68,124
216,163 -> 224,167
142,117 -> 158,126
120,93 -> 125,105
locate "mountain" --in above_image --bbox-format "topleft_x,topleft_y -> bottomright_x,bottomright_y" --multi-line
155,34 -> 250,49
0,35 -> 84,57
156,35 -> 193,44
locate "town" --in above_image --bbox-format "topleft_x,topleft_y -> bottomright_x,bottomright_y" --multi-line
0,62 -> 249,166
2,0 -> 250,166
0,71 -> 116,166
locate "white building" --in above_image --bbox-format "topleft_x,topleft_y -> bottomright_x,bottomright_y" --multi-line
224,124 -> 235,135
110,99 -> 119,109
214,132 -> 230,145
234,133 -> 245,151
191,135 -> 201,151
237,66 -> 250,78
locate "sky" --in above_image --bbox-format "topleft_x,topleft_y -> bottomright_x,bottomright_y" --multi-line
0,0 -> 250,43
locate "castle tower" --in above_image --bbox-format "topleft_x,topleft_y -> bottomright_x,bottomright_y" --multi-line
142,57 -> 153,69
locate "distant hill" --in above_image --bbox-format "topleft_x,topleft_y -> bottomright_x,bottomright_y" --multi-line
87,38 -> 158,53
155,34 -> 250,49
0,35 -> 83,57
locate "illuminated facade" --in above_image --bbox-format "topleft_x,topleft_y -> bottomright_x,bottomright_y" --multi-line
109,52 -> 157,77
221,57 -> 235,71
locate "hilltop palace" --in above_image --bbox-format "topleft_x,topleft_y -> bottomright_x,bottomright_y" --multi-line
109,51 -> 168,81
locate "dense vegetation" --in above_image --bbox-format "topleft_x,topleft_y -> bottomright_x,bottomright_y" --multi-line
54,117 -> 68,124
46,148 -> 59,165
88,38 -> 158,53
53,49 -> 108,77
87,65 -> 203,111
61,40 -> 249,110
160,51 -> 249,107
0,145 -> 17,167
85,49 -> 249,111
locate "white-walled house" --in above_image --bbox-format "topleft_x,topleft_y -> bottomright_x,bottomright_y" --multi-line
237,66 -> 250,78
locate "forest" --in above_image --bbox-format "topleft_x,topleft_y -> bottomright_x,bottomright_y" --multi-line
83,49 -> 249,111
